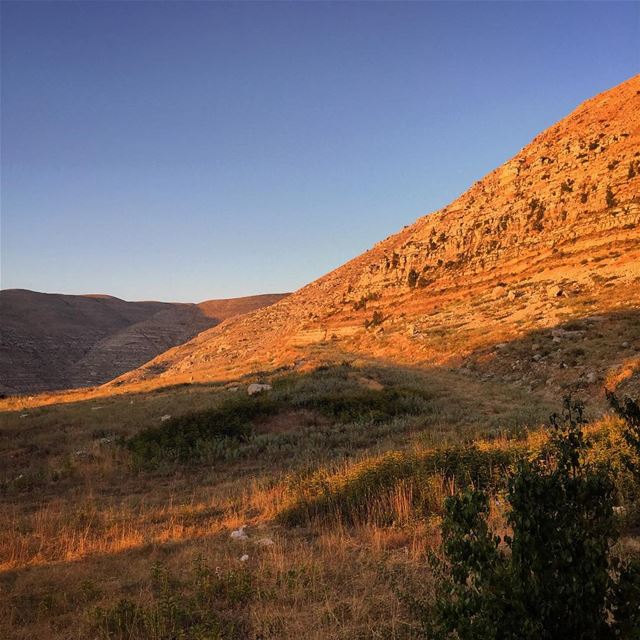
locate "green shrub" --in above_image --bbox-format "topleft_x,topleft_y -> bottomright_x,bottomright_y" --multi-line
421,397 -> 640,639
607,392 -> 640,479
127,396 -> 279,467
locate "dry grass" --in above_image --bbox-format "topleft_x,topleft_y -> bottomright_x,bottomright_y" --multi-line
0,364 -> 636,639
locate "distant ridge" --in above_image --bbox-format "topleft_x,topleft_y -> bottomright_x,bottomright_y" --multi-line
0,289 -> 288,393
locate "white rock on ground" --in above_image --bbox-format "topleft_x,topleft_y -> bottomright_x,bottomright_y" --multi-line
231,526 -> 248,540
247,383 -> 272,395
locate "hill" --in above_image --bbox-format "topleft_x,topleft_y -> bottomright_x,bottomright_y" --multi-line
115,75 -> 640,398
0,290 -> 288,393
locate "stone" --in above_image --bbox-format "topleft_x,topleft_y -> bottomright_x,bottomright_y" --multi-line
231,526 -> 248,540
491,285 -> 506,300
248,383 -> 272,395
547,285 -> 564,298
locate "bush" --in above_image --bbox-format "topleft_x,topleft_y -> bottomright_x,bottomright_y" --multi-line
422,398 -> 640,639
127,396 -> 279,467
364,310 -> 384,328
607,392 -> 640,479
353,292 -> 381,310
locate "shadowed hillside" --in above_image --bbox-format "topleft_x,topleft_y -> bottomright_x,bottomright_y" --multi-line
0,290 -> 288,394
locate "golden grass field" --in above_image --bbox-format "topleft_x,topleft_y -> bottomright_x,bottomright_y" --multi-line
2,363 -> 638,639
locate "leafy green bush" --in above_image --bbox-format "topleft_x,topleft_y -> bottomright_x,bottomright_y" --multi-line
421,398 -> 640,639
94,558 -> 253,639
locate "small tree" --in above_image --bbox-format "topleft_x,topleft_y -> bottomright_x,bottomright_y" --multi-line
606,186 -> 618,208
424,397 -> 640,639
364,310 -> 384,328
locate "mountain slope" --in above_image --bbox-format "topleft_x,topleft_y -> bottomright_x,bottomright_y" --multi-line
196,294 -> 289,322
103,76 -> 640,394
0,290 -> 287,393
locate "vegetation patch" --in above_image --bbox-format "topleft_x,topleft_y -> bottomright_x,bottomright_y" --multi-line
278,443 -> 521,527
94,557 -> 253,639
127,366 -> 434,468
414,397 -> 640,640
127,395 -> 278,467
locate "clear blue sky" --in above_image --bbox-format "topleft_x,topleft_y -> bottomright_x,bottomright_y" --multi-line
1,1 -> 638,302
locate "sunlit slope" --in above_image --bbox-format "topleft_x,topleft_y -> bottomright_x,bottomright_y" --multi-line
109,75 -> 639,392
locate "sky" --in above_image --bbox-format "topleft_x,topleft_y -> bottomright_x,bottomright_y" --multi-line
1,1 -> 638,303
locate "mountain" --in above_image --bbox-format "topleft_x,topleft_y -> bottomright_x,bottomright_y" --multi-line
111,76 -> 639,398
0,289 -> 288,394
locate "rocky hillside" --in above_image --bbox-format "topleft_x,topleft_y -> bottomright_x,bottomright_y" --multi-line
0,290 -> 287,393
96,76 -> 640,398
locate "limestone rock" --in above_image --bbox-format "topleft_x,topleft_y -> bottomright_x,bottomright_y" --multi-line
248,383 -> 272,395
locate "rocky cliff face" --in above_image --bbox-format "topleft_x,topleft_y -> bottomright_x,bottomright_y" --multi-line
0,290 -> 287,393
95,76 -> 640,396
